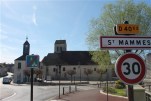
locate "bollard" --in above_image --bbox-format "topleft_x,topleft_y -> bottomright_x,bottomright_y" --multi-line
63,87 -> 64,95
75,84 -> 77,91
69,86 -> 71,93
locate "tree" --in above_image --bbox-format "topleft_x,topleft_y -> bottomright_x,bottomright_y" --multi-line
84,69 -> 93,82
90,50 -> 111,69
67,70 -> 76,83
86,0 -> 151,64
34,69 -> 43,79
23,69 -> 30,82
96,68 -> 106,81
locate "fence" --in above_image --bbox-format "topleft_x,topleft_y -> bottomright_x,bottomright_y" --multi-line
144,82 -> 151,101
97,81 -> 115,88
146,91 -> 151,101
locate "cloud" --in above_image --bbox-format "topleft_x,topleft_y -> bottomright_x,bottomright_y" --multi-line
32,12 -> 37,26
32,5 -> 38,26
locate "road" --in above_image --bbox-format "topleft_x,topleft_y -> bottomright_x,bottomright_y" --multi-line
0,73 -> 96,101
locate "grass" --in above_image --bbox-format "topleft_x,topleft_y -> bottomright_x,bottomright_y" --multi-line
103,87 -> 127,97
114,88 -> 126,96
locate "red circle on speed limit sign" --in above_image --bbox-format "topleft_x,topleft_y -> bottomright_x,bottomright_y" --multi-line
115,53 -> 146,85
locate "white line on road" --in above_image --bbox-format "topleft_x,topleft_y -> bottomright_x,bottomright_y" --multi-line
1,92 -> 16,101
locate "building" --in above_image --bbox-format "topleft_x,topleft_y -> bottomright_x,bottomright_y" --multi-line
13,38 -> 30,83
0,63 -> 8,77
145,53 -> 151,79
41,40 -> 113,81
13,39 -> 114,83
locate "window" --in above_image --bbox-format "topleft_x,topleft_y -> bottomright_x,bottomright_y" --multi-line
53,68 -> 56,72
57,47 -> 59,51
94,68 -> 96,71
18,63 -> 21,69
73,67 -> 76,71
60,47 -> 62,52
63,67 -> 65,71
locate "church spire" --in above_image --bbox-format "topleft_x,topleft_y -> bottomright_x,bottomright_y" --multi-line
23,36 -> 30,55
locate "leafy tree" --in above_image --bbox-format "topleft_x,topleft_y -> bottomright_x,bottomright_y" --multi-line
96,68 -> 106,81
84,69 -> 93,82
86,0 -> 151,64
67,70 -> 76,83
90,50 -> 111,69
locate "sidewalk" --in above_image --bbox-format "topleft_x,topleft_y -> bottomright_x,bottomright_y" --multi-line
50,89 -> 128,101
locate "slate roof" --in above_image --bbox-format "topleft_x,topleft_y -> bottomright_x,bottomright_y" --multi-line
24,40 -> 30,45
42,51 -> 97,66
15,55 -> 27,61
55,40 -> 66,44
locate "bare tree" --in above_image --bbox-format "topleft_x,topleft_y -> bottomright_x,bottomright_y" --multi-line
23,69 -> 30,82
84,69 -> 93,82
67,70 -> 76,83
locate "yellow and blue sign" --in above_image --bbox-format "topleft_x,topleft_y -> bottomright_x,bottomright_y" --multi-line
26,55 -> 39,68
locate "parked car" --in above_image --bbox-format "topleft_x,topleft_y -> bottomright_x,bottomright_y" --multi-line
3,77 -> 12,84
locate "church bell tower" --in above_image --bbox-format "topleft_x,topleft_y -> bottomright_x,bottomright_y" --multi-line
23,37 -> 30,55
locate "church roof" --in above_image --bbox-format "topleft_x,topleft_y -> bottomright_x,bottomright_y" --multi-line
55,40 -> 66,44
42,51 -> 97,66
15,55 -> 27,61
24,41 -> 30,45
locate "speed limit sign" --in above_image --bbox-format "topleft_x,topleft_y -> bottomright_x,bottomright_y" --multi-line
115,53 -> 146,85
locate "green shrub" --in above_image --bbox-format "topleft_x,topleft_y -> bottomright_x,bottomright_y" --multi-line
103,87 -> 116,94
115,80 -> 125,89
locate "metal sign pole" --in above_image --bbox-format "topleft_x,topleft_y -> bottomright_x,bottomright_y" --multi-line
125,50 -> 134,101
26,55 -> 39,101
124,21 -> 134,101
115,21 -> 134,101
31,68 -> 33,101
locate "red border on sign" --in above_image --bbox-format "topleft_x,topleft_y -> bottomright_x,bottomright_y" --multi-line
115,53 -> 146,85
100,36 -> 151,49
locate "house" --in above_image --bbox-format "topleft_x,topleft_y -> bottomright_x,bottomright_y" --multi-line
0,63 -> 7,77
41,40 -> 114,81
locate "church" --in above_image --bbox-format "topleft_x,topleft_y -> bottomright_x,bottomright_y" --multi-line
13,39 -> 114,83
13,38 -> 30,83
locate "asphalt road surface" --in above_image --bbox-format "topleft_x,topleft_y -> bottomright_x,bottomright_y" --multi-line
0,73 -> 96,101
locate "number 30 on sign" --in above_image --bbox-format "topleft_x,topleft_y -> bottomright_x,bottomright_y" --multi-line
115,53 -> 146,85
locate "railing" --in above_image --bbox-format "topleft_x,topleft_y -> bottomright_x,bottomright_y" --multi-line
146,91 -> 151,101
144,83 -> 151,101
97,81 -> 115,88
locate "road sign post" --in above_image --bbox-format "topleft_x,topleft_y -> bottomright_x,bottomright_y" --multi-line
26,55 -> 39,101
100,21 -> 147,101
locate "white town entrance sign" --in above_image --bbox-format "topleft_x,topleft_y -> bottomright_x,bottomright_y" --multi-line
100,36 -> 151,49
115,53 -> 146,85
